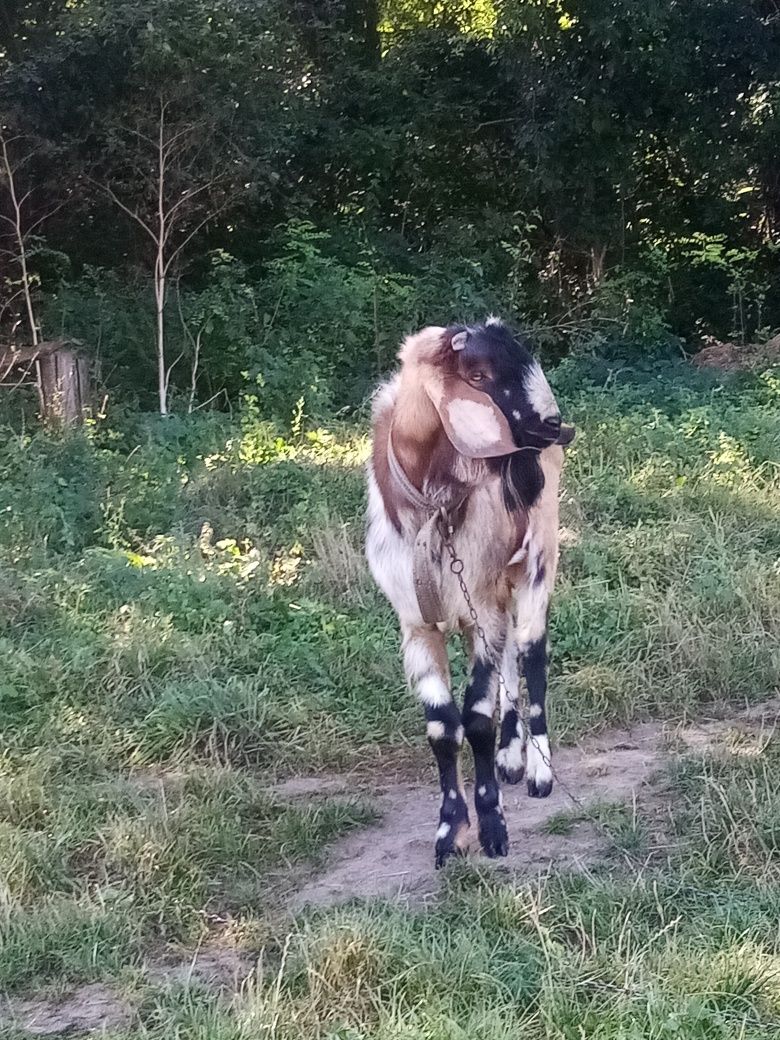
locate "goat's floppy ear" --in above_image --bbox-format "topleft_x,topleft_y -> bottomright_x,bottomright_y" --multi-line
556,423 -> 575,446
427,376 -> 521,458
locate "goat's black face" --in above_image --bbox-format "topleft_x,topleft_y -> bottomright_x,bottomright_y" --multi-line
449,319 -> 574,451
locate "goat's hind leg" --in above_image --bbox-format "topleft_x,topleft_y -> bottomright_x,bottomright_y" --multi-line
403,624 -> 470,868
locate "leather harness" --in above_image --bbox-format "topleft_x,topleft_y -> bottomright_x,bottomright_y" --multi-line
386,429 -> 454,626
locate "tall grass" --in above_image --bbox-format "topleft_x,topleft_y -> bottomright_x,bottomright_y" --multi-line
0,358 -> 778,1033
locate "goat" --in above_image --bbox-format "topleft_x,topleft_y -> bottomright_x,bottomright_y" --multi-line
365,318 -> 575,867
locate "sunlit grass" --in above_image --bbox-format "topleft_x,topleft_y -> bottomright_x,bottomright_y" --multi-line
0,358 -> 779,1034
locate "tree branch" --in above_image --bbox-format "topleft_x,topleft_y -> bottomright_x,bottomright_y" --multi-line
90,177 -> 158,243
164,196 -> 231,273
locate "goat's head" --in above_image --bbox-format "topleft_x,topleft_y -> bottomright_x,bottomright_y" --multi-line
419,318 -> 574,459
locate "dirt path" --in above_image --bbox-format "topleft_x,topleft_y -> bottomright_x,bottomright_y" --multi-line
3,698 -> 777,1036
290,700 -> 780,908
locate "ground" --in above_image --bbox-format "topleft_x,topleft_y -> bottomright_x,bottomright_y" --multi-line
691,333 -> 780,373
0,356 -> 779,1038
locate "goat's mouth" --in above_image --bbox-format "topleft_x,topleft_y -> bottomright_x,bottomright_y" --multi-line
516,416 -> 575,450
556,422 -> 576,446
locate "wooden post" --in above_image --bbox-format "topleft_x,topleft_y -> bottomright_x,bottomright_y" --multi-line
0,340 -> 92,425
38,345 -> 91,424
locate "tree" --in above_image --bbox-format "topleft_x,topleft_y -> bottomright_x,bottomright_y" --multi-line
98,99 -> 232,415
0,130 -> 42,349
0,127 -> 67,409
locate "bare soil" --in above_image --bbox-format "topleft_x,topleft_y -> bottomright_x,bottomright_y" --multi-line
691,333 -> 780,371
0,948 -> 255,1037
290,702 -> 779,908
1,985 -> 133,1037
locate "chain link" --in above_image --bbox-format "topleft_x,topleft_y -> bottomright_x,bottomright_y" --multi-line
439,508 -> 533,734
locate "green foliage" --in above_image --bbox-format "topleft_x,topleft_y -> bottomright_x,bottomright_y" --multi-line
249,221 -> 415,414
573,264 -> 675,354
2,0 -> 779,408
251,221 -> 507,412
44,267 -> 155,394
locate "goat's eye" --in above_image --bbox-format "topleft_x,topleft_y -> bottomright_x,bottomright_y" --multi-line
469,371 -> 486,383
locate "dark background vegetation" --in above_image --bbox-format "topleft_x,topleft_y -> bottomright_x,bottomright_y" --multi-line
1,0 -> 779,417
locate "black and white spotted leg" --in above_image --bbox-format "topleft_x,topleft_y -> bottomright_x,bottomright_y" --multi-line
515,555 -> 554,799
522,633 -> 553,798
462,621 -> 509,858
497,633 -> 525,785
402,625 -> 470,868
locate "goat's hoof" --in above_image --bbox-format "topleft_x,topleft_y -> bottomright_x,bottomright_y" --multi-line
497,761 -> 524,785
527,777 -> 553,798
496,741 -> 525,785
434,819 -> 470,869
434,843 -> 466,869
479,813 -> 509,858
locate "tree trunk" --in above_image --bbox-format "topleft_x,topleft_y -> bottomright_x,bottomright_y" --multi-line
155,262 -> 167,416
347,0 -> 380,63
156,98 -> 168,416
363,0 -> 380,62
589,244 -> 607,288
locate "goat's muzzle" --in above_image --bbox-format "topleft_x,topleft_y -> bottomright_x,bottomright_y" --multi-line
556,423 -> 575,446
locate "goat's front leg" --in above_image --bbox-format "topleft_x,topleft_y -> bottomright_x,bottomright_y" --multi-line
497,632 -> 525,784
402,624 -> 470,868
515,580 -> 554,798
522,632 -> 553,797
462,614 -> 509,858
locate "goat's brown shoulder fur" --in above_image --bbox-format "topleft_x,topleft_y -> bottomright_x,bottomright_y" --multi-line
370,402 -> 403,532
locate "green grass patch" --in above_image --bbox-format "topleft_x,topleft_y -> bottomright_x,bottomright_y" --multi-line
0,358 -> 779,1022
0,751 -> 373,986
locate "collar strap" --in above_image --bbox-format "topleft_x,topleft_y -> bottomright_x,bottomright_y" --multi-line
387,428 -> 434,512
387,427 -> 542,512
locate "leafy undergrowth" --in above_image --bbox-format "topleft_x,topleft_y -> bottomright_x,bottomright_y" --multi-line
1,358 -> 779,1035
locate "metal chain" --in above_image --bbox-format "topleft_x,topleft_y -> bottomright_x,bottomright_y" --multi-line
438,508 -> 537,737
437,507 -> 615,824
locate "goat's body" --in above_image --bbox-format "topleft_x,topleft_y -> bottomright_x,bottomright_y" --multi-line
366,320 -> 574,865
365,323 -> 570,866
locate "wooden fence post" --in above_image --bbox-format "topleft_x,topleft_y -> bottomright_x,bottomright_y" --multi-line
0,340 -> 92,424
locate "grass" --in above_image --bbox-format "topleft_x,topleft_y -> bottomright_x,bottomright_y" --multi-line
542,799 -> 648,859
0,755 -> 374,986
0,357 -> 779,1036
103,737 -> 780,1039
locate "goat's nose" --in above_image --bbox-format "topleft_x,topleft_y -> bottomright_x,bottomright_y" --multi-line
556,422 -> 576,446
